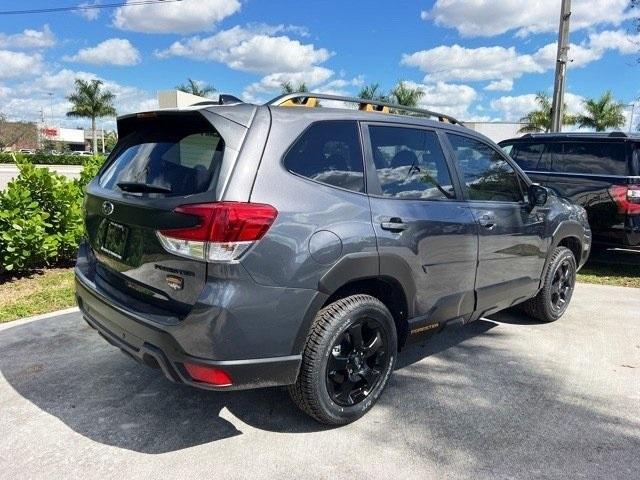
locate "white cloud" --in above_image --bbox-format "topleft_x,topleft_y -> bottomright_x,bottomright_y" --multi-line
157,25 -> 332,74
531,42 -> 604,70
423,0 -> 634,38
402,80 -> 480,120
490,92 -> 585,122
76,2 -> 101,21
485,79 -> 513,92
0,25 -> 55,49
589,29 -> 640,55
0,51 -> 43,79
64,38 -> 141,66
242,67 -> 335,102
402,34 -> 638,88
113,0 -> 241,34
401,44 -> 543,83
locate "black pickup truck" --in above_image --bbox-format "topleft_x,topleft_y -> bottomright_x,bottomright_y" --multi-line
499,132 -> 640,251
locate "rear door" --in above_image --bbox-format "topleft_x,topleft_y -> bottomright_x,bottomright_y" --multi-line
362,123 -> 478,325
84,111 -> 242,315
445,132 -> 547,316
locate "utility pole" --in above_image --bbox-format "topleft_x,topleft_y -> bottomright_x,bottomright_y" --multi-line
550,0 -> 571,132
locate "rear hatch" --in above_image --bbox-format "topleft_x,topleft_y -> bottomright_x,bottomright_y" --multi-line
83,109 -> 249,316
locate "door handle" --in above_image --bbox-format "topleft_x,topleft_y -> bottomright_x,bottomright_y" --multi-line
381,218 -> 408,232
478,215 -> 496,230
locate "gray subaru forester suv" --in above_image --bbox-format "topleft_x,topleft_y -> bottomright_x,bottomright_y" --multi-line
75,93 -> 591,425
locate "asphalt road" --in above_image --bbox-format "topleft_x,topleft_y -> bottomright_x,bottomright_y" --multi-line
0,283 -> 638,480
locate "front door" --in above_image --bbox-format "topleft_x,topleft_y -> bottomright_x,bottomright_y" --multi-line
444,132 -> 548,317
362,123 -> 478,326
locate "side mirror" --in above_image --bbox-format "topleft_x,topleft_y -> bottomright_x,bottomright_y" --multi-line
528,184 -> 548,208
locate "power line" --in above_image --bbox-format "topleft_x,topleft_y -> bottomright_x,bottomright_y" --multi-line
0,0 -> 183,16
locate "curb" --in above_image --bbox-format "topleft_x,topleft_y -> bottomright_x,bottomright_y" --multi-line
0,306 -> 80,330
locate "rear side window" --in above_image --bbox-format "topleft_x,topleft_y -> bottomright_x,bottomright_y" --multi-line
553,142 -> 627,175
448,133 -> 524,202
283,121 -> 364,193
99,115 -> 224,196
511,143 -> 544,170
368,125 -> 455,200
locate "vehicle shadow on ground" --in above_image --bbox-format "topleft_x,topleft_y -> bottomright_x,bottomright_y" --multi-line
0,312 -> 497,454
1,309 -> 639,474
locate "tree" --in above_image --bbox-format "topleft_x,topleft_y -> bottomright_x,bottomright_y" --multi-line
518,92 -> 576,133
280,81 -> 308,94
66,79 -> 116,154
390,81 -> 424,107
358,83 -> 389,102
576,91 -> 626,132
103,130 -> 118,153
175,78 -> 216,98
0,112 -> 38,151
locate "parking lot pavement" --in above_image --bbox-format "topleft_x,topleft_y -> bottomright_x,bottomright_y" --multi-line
0,283 -> 638,480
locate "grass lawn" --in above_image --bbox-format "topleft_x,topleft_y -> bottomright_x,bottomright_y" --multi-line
578,262 -> 640,288
0,268 -> 75,323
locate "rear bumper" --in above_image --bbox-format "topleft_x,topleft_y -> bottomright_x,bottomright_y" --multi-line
75,271 -> 301,390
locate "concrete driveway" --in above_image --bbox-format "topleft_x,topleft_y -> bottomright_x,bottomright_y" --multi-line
0,283 -> 638,480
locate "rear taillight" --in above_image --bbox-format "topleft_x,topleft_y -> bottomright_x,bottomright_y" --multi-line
610,185 -> 640,215
157,202 -> 277,262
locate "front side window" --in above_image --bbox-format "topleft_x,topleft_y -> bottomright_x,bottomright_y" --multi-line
283,121 -> 365,193
447,133 -> 524,202
368,125 -> 455,200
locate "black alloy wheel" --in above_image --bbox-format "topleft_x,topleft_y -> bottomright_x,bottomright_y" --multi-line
326,319 -> 389,407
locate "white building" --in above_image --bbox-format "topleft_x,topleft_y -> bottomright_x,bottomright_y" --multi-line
463,122 -> 527,143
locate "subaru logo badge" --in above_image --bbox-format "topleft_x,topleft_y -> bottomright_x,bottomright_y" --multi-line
102,201 -> 114,216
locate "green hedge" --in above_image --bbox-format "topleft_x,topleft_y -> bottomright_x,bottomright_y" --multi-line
0,156 -> 105,272
0,152 -> 106,166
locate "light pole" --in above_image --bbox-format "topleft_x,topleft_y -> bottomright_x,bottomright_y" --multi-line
629,103 -> 636,133
550,0 -> 571,133
47,92 -> 54,125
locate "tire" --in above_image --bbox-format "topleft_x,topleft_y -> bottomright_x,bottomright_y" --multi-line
522,246 -> 577,322
289,294 -> 397,425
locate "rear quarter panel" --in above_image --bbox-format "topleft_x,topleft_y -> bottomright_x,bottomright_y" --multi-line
242,111 -> 378,290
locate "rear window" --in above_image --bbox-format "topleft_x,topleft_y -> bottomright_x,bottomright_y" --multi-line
552,141 -> 627,175
510,143 -> 545,170
283,121 -> 365,193
99,115 -> 225,196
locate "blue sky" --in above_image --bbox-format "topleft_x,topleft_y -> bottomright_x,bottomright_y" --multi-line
0,0 -> 639,130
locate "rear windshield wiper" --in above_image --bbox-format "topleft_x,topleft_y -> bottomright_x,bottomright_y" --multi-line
117,181 -> 172,193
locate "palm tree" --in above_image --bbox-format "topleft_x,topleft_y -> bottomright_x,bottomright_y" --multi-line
518,92 -> 576,133
280,81 -> 309,94
577,91 -> 626,132
390,81 -> 424,107
175,78 -> 216,98
358,83 -> 389,102
66,79 -> 116,154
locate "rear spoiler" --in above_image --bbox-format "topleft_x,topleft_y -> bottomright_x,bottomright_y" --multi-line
116,108 -> 253,152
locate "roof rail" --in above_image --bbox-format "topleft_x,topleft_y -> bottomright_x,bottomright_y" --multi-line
266,92 -> 461,125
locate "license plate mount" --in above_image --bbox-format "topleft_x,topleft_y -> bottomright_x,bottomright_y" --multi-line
100,221 -> 129,260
